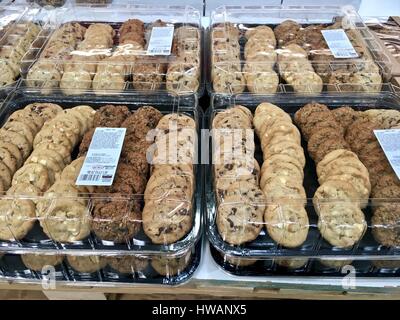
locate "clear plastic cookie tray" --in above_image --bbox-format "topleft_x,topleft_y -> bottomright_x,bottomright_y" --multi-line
206,84 -> 400,277
20,3 -> 203,96
0,5 -> 47,89
0,239 -> 200,285
207,5 -> 391,95
364,16 -> 400,77
0,87 -> 202,255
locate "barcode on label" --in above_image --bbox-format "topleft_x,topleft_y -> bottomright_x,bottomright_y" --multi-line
334,50 -> 358,57
80,174 -> 101,182
149,49 -> 170,54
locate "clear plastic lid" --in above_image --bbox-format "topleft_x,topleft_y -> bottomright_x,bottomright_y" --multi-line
21,4 -> 203,95
0,6 -> 44,88
208,5 -> 390,95
0,88 -> 202,255
206,84 -> 400,260
0,241 -> 199,285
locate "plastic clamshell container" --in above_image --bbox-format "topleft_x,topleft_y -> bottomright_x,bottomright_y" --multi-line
207,5 -> 391,95
206,84 -> 400,276
0,87 -> 203,256
0,5 -> 46,89
0,239 -> 200,285
21,4 -> 203,96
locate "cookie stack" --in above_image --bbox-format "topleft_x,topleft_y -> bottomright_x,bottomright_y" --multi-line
27,105 -> 96,242
0,103 -> 68,241
90,105 -> 163,243
36,157 -> 93,243
132,20 -> 167,91
92,19 -> 145,93
1,103 -> 95,240
62,23 -> 115,94
277,44 -> 323,93
211,23 -> 245,94
295,103 -> 369,248
166,26 -> 200,94
212,106 -> 265,245
119,19 -> 145,49
253,102 -> 308,248
143,113 -> 196,244
243,26 -> 279,93
0,22 -> 41,87
344,115 -> 400,247
27,23 -> 87,88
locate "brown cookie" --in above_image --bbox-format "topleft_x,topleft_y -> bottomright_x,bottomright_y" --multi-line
307,127 -> 343,160
372,204 -> 400,247
373,174 -> 400,194
301,111 -> 339,140
331,106 -> 359,131
345,118 -> 380,152
315,138 -> 350,163
78,128 -> 95,157
93,105 -> 131,127
121,106 -> 163,140
96,163 -> 146,195
91,194 -> 141,243
294,102 -> 330,128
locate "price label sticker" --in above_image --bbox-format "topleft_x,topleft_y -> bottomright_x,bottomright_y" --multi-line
76,127 -> 126,186
321,29 -> 359,59
374,129 -> 400,179
146,26 -> 174,55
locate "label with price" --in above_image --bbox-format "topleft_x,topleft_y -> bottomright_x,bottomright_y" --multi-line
76,127 -> 126,186
146,26 -> 174,55
321,29 -> 359,59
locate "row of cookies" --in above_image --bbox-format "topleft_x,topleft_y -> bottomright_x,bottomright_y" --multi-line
295,103 -> 370,248
166,26 -> 201,94
253,102 -> 309,248
27,22 -> 87,88
0,104 -> 95,242
211,20 -> 382,94
275,20 -> 382,93
213,106 -> 265,245
89,20 -> 143,93
0,21 -> 42,87
344,114 -> 400,247
211,23 -> 244,94
79,105 -> 163,244
243,26 -> 279,93
143,113 -> 197,245
15,252 -> 191,277
60,24 -> 115,94
277,44 -> 323,93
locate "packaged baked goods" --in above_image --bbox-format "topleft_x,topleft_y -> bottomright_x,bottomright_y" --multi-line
22,4 -> 202,96
209,5 -> 385,94
0,7 -> 42,88
207,86 -> 400,277
0,88 -> 201,285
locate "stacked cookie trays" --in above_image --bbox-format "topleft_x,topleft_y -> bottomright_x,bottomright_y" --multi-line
22,4 -> 202,96
0,7 -> 42,87
208,5 -> 386,95
0,88 -> 202,285
207,86 -> 400,276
